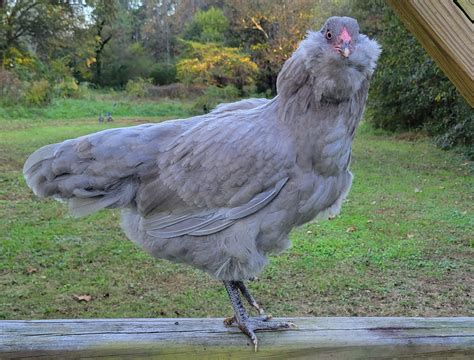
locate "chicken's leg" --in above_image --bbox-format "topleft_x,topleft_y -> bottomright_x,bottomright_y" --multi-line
223,280 -> 296,351
235,281 -> 265,315
224,280 -> 265,325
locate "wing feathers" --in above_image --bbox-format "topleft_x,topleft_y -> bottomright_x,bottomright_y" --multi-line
145,177 -> 289,239
228,177 -> 288,220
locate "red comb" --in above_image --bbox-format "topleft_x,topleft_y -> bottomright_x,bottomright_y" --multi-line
340,27 -> 351,42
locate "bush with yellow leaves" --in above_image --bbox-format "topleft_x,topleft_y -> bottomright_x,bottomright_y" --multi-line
176,41 -> 258,93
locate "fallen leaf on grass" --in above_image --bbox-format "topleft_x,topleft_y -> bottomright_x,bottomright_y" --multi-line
26,267 -> 38,274
72,294 -> 92,302
346,226 -> 357,233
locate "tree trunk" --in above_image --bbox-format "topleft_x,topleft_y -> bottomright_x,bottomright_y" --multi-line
93,20 -> 112,85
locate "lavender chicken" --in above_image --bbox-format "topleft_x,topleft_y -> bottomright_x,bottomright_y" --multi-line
24,16 -> 380,349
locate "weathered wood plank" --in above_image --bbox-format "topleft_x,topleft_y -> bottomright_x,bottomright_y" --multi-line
387,0 -> 474,107
1,317 -> 473,359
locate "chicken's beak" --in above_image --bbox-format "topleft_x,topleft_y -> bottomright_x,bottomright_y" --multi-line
340,42 -> 351,58
338,27 -> 352,58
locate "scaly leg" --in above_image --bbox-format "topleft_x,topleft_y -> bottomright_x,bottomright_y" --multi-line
235,281 -> 265,315
223,280 -> 296,351
224,280 -> 265,325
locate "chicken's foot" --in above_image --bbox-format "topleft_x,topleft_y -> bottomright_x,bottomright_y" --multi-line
223,280 -> 296,351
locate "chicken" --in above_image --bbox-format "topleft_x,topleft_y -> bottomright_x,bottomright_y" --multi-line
23,16 -> 380,349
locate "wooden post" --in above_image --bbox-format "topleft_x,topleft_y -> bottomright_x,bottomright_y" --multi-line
1,317 -> 473,359
386,0 -> 474,107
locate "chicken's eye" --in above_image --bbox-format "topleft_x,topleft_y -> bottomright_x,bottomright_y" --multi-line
326,30 -> 332,40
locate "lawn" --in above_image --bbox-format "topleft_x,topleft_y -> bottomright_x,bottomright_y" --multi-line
0,96 -> 472,320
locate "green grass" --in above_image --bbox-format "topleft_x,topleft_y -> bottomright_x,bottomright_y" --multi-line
0,96 -> 472,320
0,91 -> 194,125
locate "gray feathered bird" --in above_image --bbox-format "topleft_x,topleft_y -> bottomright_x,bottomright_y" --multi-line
23,17 -> 380,349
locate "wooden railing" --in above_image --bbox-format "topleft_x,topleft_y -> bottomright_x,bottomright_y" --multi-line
1,317 -> 473,359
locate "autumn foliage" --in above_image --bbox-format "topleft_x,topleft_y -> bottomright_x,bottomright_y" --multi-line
177,41 -> 258,91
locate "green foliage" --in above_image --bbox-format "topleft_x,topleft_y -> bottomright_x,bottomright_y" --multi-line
46,59 -> 74,83
0,0 -> 77,65
193,85 -> 240,113
177,41 -> 258,91
183,7 -> 229,43
2,50 -> 80,105
125,77 -> 153,98
150,63 -> 177,85
25,80 -> 51,106
101,42 -> 155,87
3,47 -> 39,81
368,8 -> 473,158
54,77 -> 80,99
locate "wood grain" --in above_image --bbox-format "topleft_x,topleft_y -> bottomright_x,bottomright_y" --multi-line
387,0 -> 474,107
1,317 -> 473,359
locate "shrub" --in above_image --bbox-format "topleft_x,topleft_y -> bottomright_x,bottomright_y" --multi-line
3,47 -> 38,81
431,93 -> 474,158
150,63 -> 177,85
47,59 -> 75,83
193,85 -> 240,113
125,78 -> 153,98
0,69 -> 24,105
177,41 -> 258,91
147,83 -> 206,99
25,80 -> 51,106
54,76 -> 80,98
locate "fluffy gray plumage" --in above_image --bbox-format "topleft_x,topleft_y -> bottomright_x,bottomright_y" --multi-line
24,17 -> 381,281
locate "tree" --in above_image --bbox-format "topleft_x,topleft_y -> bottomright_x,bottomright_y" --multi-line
141,0 -> 178,63
183,7 -> 229,43
0,0 -> 77,67
86,0 -> 119,85
224,0 -> 317,93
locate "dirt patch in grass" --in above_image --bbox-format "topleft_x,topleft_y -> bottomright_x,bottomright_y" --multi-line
394,131 -> 429,142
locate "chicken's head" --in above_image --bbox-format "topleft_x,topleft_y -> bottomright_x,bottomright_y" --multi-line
321,16 -> 359,59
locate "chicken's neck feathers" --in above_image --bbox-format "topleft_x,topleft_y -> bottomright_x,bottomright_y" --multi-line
272,80 -> 366,173
271,32 -> 379,175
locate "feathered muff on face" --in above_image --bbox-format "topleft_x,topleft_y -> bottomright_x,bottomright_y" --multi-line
294,16 -> 381,101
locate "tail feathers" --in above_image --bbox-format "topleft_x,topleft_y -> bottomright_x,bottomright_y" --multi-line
68,179 -> 137,217
23,142 -> 138,217
23,143 -> 59,175
23,143 -> 60,198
